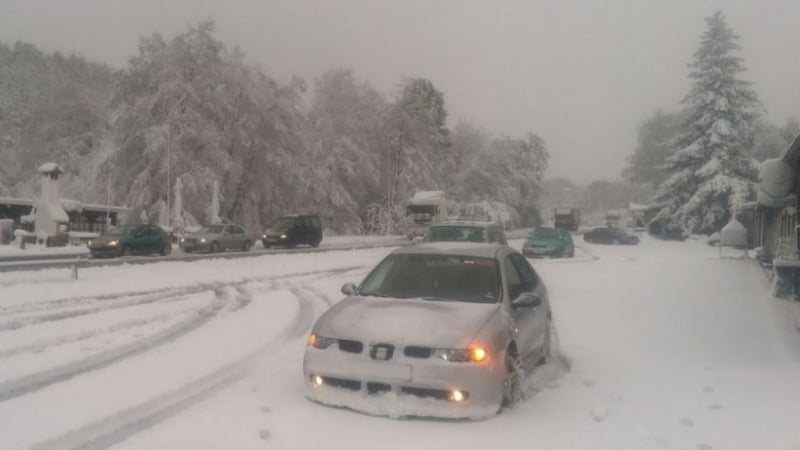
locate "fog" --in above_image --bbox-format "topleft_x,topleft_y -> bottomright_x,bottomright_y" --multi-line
1,0 -> 798,184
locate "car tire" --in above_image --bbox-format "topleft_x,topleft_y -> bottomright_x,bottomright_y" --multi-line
311,239 -> 321,248
210,242 -> 220,253
502,347 -> 524,408
241,240 -> 251,252
160,243 -> 171,256
538,317 -> 553,366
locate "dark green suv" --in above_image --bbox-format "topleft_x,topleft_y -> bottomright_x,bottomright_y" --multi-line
262,214 -> 322,249
88,224 -> 172,258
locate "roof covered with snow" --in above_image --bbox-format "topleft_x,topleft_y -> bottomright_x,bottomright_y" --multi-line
36,162 -> 62,174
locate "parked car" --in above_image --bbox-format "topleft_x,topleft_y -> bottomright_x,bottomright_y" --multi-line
179,223 -> 255,253
88,223 -> 171,258
303,242 -> 552,419
422,220 -> 508,245
262,214 -> 322,248
583,227 -> 640,245
522,226 -> 574,258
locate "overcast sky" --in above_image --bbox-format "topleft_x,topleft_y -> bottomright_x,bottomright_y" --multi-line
1,0 -> 799,184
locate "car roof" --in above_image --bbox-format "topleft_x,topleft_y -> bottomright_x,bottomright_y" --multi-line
392,242 -> 507,259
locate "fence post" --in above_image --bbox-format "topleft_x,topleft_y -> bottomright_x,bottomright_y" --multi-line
71,256 -> 80,280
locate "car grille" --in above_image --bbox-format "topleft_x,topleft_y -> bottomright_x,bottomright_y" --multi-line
337,339 -> 363,354
184,238 -> 197,244
403,346 -> 433,359
367,382 -> 392,395
320,376 -> 361,391
369,343 -> 395,360
401,386 -> 468,401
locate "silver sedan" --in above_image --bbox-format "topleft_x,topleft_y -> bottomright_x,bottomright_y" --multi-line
179,224 -> 255,253
303,242 -> 553,419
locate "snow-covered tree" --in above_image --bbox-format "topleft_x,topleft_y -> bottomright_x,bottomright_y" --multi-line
374,77 -> 450,233
623,109 -> 685,187
652,11 -> 761,236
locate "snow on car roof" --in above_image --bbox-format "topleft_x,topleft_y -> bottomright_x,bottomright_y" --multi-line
392,242 -> 505,258
433,220 -> 497,227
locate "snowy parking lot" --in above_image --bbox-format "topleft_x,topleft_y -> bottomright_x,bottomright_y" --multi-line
1,235 -> 799,450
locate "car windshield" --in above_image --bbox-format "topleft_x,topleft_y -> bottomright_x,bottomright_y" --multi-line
273,217 -> 295,228
358,253 -> 500,303
532,228 -> 560,239
199,225 -> 224,234
104,225 -> 137,236
424,226 -> 484,242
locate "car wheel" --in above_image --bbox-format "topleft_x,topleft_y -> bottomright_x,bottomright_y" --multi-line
160,243 -> 171,256
502,347 -> 524,408
121,245 -> 133,257
241,240 -> 251,252
311,239 -> 321,248
210,242 -> 220,253
538,317 -> 553,366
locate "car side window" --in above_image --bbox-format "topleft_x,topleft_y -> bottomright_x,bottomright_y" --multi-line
312,217 -> 321,229
510,253 -> 539,291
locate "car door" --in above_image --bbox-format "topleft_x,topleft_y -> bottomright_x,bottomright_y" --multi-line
503,253 -> 537,361
220,225 -> 233,250
507,252 -> 548,362
229,225 -> 244,249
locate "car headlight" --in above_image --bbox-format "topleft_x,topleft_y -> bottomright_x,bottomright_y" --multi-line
108,240 -> 119,247
200,238 -> 207,243
262,234 -> 267,239
87,240 -> 92,246
308,333 -> 337,349
280,234 -> 287,239
180,237 -> 185,243
432,347 -> 488,363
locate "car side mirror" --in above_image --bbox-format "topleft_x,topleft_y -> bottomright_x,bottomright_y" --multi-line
341,282 -> 357,296
512,292 -> 542,308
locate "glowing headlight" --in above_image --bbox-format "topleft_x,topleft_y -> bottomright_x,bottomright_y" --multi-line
180,237 -> 185,243
307,333 -> 337,349
280,234 -> 287,239
433,347 -> 488,363
262,234 -> 267,239
87,240 -> 92,246
108,240 -> 119,247
200,238 -> 207,243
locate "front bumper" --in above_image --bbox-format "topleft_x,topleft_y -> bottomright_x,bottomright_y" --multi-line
88,246 -> 122,257
180,240 -> 210,252
303,345 -> 504,419
522,246 -> 559,258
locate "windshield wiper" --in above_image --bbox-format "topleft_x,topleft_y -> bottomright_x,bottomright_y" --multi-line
421,296 -> 452,302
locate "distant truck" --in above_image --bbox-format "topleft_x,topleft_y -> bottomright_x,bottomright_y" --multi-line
554,207 -> 581,231
403,190 -> 448,240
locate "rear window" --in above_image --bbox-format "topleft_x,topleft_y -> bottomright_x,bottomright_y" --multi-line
532,228 -> 560,239
424,226 -> 485,242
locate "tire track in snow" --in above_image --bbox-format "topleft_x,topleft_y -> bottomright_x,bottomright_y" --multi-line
0,288 -> 211,332
26,275 -> 336,450
0,267 -> 361,403
0,285 -> 232,402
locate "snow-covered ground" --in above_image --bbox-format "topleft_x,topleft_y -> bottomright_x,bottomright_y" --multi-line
1,235 -> 799,450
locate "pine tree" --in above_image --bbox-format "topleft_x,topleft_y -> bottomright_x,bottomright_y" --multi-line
652,11 -> 761,237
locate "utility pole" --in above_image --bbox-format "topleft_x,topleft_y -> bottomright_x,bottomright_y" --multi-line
166,123 -> 171,229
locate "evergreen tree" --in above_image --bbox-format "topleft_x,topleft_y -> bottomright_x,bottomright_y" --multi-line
622,109 -> 684,187
652,11 -> 761,236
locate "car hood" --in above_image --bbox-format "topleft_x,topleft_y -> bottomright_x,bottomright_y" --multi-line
264,227 -> 289,234
526,237 -> 563,247
315,296 -> 500,349
186,232 -> 220,240
93,235 -> 127,244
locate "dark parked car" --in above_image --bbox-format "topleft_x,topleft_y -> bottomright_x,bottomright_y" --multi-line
262,214 -> 322,248
583,227 -> 640,245
422,220 -> 508,245
88,223 -> 172,258
180,223 -> 256,253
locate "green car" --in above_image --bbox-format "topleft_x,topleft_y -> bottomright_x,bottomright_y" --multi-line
88,223 -> 172,258
522,226 -> 575,258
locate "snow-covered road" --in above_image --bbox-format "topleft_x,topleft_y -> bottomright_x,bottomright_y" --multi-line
1,236 -> 799,450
